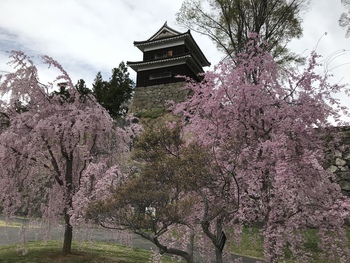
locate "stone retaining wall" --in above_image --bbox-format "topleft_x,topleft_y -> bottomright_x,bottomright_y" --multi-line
128,82 -> 188,117
326,127 -> 350,196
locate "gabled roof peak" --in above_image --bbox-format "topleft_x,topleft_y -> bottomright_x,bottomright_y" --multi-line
148,22 -> 184,41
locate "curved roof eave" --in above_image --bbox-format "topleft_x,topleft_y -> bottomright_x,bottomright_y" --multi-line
133,32 -> 210,68
127,54 -> 204,74
134,32 -> 189,47
128,54 -> 192,68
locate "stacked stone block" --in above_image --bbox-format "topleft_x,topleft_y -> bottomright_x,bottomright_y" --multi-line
129,82 -> 187,116
327,127 -> 350,196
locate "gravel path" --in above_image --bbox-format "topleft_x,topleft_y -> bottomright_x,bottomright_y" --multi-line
0,216 -> 263,263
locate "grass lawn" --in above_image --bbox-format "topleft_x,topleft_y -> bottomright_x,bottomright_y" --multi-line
230,226 -> 264,259
230,226 -> 350,263
0,240 -> 181,263
0,219 -> 24,228
1,216 -> 349,262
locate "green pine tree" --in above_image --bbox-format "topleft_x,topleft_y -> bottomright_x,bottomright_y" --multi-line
92,62 -> 134,119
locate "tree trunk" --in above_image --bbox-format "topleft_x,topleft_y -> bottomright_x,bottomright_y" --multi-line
215,246 -> 223,263
201,217 -> 224,263
62,209 -> 73,255
141,233 -> 193,263
62,156 -> 74,255
215,218 -> 223,263
188,225 -> 195,263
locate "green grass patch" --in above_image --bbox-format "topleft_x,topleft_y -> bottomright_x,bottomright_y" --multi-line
230,226 -> 264,259
229,226 -> 350,262
0,217 -> 40,229
135,108 -> 165,119
0,220 -> 23,228
0,240 -> 181,263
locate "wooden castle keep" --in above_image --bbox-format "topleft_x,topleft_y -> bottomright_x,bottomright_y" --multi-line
127,22 -> 210,117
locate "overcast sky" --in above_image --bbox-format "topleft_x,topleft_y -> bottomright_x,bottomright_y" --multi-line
0,0 -> 349,110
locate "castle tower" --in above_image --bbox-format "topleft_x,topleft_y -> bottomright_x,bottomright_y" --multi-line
127,22 -> 210,117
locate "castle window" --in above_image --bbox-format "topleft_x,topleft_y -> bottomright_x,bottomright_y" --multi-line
155,51 -> 167,59
149,71 -> 172,80
155,50 -> 173,59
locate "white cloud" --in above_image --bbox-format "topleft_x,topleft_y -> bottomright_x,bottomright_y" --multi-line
0,0 -> 349,112
0,0 -> 191,84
